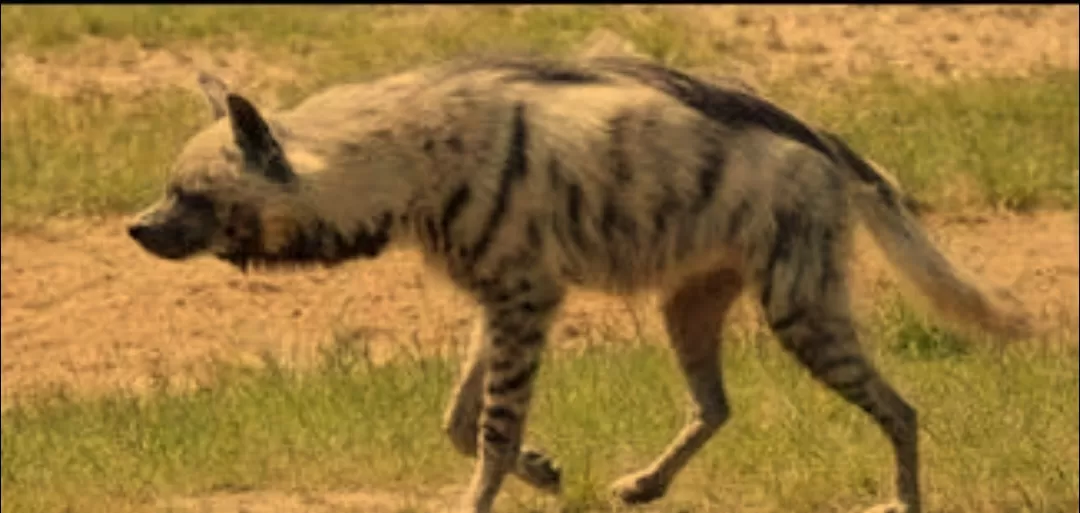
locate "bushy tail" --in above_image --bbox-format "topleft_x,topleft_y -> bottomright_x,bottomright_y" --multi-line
821,131 -> 1034,340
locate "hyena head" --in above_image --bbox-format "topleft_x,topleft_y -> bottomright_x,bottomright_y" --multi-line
128,73 -> 393,272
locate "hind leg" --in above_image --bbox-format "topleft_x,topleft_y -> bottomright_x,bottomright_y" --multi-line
443,317 -> 561,494
611,269 -> 744,504
761,262 -> 920,513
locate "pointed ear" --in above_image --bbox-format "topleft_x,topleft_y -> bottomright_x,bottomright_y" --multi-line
225,93 -> 296,184
196,72 -> 231,120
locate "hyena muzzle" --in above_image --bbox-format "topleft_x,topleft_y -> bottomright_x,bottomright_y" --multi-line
128,55 -> 1032,513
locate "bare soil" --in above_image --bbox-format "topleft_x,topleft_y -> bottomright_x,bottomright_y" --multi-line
157,487 -> 465,513
2,212 -> 1076,406
675,5 -> 1079,87
3,38 -> 299,100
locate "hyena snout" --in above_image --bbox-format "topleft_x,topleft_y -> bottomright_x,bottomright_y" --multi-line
128,206 -> 217,260
128,222 -> 197,260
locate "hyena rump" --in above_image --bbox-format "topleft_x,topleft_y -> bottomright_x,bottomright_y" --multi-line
129,55 -> 1032,513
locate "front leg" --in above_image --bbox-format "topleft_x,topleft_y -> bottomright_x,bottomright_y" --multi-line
460,274 -> 564,513
443,318 -> 562,493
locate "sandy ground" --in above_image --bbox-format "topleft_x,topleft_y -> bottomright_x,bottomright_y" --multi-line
158,487 -> 467,513
1,5 -> 1078,512
2,211 -> 1077,405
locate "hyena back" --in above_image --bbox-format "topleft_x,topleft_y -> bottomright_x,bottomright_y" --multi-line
128,55 -> 1032,513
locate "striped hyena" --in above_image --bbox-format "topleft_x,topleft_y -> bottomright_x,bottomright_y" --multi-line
128,55 -> 1032,513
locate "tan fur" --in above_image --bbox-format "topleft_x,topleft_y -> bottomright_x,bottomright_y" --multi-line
610,269 -> 744,503
853,182 -> 1032,338
127,55 -> 1034,513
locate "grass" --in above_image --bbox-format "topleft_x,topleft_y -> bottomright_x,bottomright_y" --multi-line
4,70 -> 1075,229
0,81 -> 209,224
0,5 -> 752,90
3,301 -> 1078,513
1,6 -> 1079,228
782,71 -> 1080,212
0,6 -> 746,68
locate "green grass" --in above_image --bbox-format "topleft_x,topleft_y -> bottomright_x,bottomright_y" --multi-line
783,71 -> 1080,212
3,70 -> 1075,228
0,81 -> 208,224
3,306 -> 1077,513
0,6 -> 747,74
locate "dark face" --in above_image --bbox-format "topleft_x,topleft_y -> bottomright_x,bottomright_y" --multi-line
129,76 -> 394,272
130,78 -> 296,266
127,187 -> 222,261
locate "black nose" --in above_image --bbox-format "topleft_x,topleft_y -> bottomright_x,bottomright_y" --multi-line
128,224 -> 148,241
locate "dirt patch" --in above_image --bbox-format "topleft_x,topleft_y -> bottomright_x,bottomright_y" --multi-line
677,5 -> 1079,86
2,35 -> 300,103
2,6 -> 1077,99
2,212 -> 1077,406
158,487 -> 465,513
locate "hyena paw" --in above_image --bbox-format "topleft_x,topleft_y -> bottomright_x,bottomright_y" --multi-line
610,470 -> 667,505
515,448 -> 561,494
862,501 -> 909,513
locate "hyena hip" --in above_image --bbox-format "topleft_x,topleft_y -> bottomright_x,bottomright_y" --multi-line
440,188 -> 920,513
